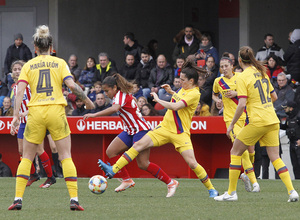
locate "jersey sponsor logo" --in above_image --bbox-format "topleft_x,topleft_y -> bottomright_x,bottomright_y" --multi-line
77,119 -> 86,131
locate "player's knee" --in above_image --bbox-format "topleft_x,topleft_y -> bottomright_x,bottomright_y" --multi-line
137,161 -> 149,170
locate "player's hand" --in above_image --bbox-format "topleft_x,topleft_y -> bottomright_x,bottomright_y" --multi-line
11,116 -> 20,136
83,113 -> 95,120
150,92 -> 159,102
161,84 -> 173,94
224,90 -> 237,99
84,99 -> 95,110
226,123 -> 234,139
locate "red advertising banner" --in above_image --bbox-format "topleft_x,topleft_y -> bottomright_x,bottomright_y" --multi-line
0,116 -> 226,134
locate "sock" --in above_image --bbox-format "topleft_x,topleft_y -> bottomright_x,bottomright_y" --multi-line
249,152 -> 255,164
272,158 -> 294,193
61,158 -> 78,198
108,156 -> 131,180
192,164 -> 214,190
113,148 -> 139,174
241,151 -> 257,184
39,151 -> 53,178
15,158 -> 31,198
146,162 -> 172,184
30,161 -> 36,175
228,155 -> 242,195
52,152 -> 60,174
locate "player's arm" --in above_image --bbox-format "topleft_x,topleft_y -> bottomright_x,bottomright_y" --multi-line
161,84 -> 175,95
64,77 -> 95,109
83,104 -> 121,119
226,97 -> 246,138
151,92 -> 185,111
271,90 -> 277,102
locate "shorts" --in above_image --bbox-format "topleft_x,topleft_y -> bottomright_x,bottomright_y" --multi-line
147,126 -> 193,154
226,120 -> 244,143
118,130 -> 149,148
237,123 -> 279,147
24,105 -> 70,144
17,123 -> 26,139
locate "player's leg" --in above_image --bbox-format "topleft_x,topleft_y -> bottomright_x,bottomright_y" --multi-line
241,150 -> 260,192
47,133 -> 63,177
248,145 -> 255,164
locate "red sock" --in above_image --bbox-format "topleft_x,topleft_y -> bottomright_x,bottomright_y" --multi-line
146,162 -> 172,184
39,151 -> 53,178
108,155 -> 131,180
30,162 -> 36,175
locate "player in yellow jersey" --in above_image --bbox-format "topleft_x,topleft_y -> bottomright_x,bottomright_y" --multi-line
215,46 -> 299,202
212,57 -> 260,193
8,25 -> 94,211
98,60 -> 219,198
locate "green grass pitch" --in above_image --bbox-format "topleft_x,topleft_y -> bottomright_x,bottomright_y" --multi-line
1,177 -> 300,220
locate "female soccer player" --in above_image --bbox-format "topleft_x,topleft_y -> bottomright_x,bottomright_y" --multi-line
83,73 -> 178,196
98,61 -> 219,198
8,25 -> 94,211
214,46 -> 299,202
10,60 -> 56,188
212,57 -> 260,193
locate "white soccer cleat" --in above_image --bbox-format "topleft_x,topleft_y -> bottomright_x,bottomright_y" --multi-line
166,180 -> 179,198
240,173 -> 252,192
288,190 -> 299,202
214,191 -> 238,201
252,184 -> 260,193
114,179 -> 135,192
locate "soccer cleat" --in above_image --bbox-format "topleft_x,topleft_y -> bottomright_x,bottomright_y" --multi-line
8,199 -> 22,210
26,173 -> 40,187
166,180 -> 179,198
252,184 -> 260,193
240,173 -> 252,192
208,189 -> 219,198
39,176 -> 56,188
70,200 -> 84,211
288,190 -> 299,202
115,179 -> 135,192
214,191 -> 238,201
98,159 -> 115,179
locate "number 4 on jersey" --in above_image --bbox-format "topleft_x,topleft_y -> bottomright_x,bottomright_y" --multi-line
36,69 -> 53,96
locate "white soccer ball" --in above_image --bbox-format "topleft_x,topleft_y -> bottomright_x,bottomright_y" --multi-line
88,175 -> 108,194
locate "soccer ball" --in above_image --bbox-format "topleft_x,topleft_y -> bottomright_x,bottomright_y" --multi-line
88,175 -> 108,194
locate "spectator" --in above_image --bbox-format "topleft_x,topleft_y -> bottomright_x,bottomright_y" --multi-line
0,153 -> 12,177
174,55 -> 185,77
160,76 -> 182,102
274,72 -> 295,119
148,54 -> 174,99
147,39 -> 158,60
0,80 -> 8,107
198,74 -> 213,107
195,33 -> 219,65
119,54 -> 138,81
135,49 -> 156,99
222,52 -> 237,68
88,81 -> 104,102
210,100 -> 223,116
234,65 -> 243,73
78,56 -> 97,91
172,25 -> 201,62
256,33 -> 284,62
68,54 -> 82,81
91,93 -> 116,115
204,56 -> 219,86
72,97 -> 90,116
132,81 -> 143,99
123,32 -> 143,66
4,33 -> 32,75
141,103 -> 159,116
94,52 -> 118,82
284,29 -> 300,83
0,97 -> 13,116
137,96 -> 148,111
265,54 -> 284,85
194,100 -> 211,116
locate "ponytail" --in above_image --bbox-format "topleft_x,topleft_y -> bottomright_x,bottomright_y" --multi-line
181,57 -> 209,85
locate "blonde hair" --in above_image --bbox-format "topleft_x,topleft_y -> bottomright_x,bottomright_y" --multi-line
33,25 -> 53,53
11,60 -> 25,82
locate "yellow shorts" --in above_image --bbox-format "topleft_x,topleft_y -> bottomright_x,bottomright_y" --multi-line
147,126 -> 193,154
226,120 -> 244,143
236,123 -> 279,147
24,105 -> 70,144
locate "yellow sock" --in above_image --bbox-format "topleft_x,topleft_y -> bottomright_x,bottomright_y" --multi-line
192,164 -> 214,190
113,148 -> 139,173
249,152 -> 255,164
228,155 -> 242,195
272,158 -> 294,193
241,151 -> 257,184
15,158 -> 32,198
61,158 -> 78,198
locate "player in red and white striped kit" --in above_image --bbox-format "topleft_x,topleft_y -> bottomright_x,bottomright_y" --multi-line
84,73 -> 178,197
10,60 -> 56,188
